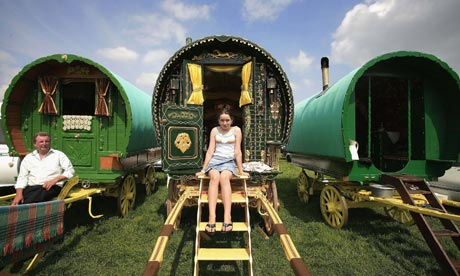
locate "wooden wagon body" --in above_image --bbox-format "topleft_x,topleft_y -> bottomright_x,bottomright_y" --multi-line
1,54 -> 160,216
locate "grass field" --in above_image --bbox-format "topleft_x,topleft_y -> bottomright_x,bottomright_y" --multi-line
4,160 -> 459,275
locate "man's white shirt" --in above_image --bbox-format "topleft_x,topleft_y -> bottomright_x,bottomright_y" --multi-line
15,149 -> 74,189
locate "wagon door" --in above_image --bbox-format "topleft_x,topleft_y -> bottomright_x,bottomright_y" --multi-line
161,104 -> 203,172
59,80 -> 97,172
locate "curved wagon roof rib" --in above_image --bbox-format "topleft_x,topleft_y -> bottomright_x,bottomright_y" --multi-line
1,54 -> 156,156
152,34 -> 294,143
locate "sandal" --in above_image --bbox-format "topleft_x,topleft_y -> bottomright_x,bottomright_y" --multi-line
205,223 -> 216,236
221,223 -> 233,233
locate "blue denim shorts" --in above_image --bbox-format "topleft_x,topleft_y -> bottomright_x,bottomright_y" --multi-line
205,155 -> 238,176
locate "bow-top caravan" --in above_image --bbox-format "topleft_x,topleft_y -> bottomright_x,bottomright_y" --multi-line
152,35 -> 294,220
1,54 -> 160,217
286,51 -> 460,275
144,35 -> 310,276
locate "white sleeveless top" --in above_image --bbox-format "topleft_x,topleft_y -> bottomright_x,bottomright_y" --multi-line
213,127 -> 236,159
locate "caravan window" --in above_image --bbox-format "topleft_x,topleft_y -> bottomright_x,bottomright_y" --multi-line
61,81 -> 95,115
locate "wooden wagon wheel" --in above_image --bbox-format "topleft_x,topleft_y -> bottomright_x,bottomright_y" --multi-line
144,165 -> 156,196
320,185 -> 349,229
297,170 -> 311,204
118,174 -> 136,217
384,206 -> 415,226
261,180 -> 279,236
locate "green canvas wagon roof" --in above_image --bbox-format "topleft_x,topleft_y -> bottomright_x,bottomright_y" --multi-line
1,54 -> 156,154
287,51 -> 460,162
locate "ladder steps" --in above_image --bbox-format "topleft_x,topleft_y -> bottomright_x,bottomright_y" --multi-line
407,189 -> 431,195
393,175 -> 425,182
195,177 -> 253,276
196,248 -> 250,261
382,174 -> 460,276
200,192 -> 247,203
433,229 -> 460,237
198,222 -> 249,232
420,205 -> 445,213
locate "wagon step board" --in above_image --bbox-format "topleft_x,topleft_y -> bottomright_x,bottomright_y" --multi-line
194,176 -> 253,276
196,248 -> 250,261
199,191 -> 247,203
198,222 -> 249,232
382,174 -> 460,275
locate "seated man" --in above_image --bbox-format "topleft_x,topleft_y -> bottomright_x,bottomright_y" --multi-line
11,132 -> 74,205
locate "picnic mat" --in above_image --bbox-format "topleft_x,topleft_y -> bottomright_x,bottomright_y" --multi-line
0,200 -> 65,257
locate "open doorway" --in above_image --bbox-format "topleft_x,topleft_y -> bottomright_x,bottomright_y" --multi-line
355,76 -> 411,172
202,65 -> 244,149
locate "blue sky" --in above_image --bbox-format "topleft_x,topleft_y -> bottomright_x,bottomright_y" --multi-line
1,0 -> 460,104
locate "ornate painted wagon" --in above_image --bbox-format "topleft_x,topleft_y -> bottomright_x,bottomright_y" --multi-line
1,54 -> 160,217
144,35 -> 309,276
286,51 -> 460,275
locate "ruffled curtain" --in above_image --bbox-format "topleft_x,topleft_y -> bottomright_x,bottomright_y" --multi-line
95,79 -> 110,116
186,63 -> 204,105
38,76 -> 58,114
240,62 -> 253,107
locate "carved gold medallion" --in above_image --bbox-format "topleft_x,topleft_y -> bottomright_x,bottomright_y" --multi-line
175,132 -> 192,153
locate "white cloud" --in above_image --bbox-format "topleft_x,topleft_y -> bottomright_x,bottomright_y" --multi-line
0,51 -> 21,102
288,50 -> 314,75
96,46 -> 139,62
331,0 -> 460,72
161,0 -> 213,21
290,77 -> 317,103
143,49 -> 171,66
242,0 -> 297,22
126,14 -> 186,46
135,72 -> 158,94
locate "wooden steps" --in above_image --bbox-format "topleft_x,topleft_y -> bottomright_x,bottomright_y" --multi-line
196,248 -> 250,261
198,222 -> 249,232
194,176 -> 253,276
382,174 -> 460,276
199,191 -> 247,203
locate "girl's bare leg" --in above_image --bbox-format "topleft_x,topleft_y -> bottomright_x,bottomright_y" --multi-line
207,169 -> 220,226
220,170 -> 233,226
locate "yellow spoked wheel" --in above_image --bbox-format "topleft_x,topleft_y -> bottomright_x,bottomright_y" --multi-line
384,206 -> 415,226
320,185 -> 348,229
118,174 -> 136,217
145,166 -> 156,196
297,170 -> 311,204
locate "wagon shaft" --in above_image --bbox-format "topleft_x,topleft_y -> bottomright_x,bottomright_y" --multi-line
143,183 -> 310,276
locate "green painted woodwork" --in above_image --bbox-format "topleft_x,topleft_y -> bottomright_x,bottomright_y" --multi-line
1,54 -> 157,183
287,51 -> 460,181
161,104 -> 203,172
152,35 -> 294,167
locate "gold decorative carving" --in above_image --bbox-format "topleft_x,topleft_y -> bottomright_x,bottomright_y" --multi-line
270,102 -> 280,120
245,149 -> 250,162
67,66 -> 90,75
208,50 -> 238,59
175,132 -> 192,153
168,111 -> 197,120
